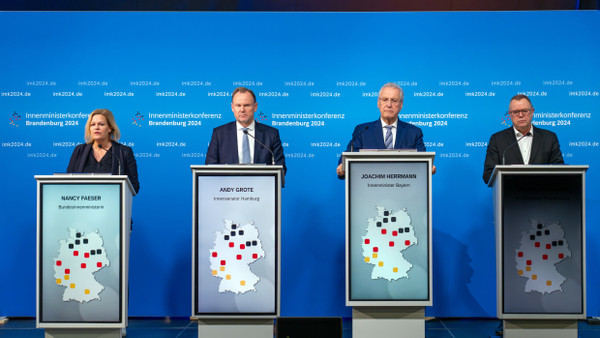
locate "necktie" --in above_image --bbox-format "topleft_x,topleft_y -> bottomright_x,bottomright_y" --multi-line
384,125 -> 393,149
241,128 -> 251,164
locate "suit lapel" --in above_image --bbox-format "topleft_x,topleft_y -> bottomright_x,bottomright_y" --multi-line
394,122 -> 404,149
77,143 -> 94,172
229,122 -> 240,163
372,120 -> 386,149
110,141 -> 117,174
505,128 -> 524,164
529,126 -> 542,163
253,123 -> 262,160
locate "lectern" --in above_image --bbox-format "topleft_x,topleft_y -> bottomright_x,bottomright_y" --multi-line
344,151 -> 434,338
489,165 -> 588,338
191,165 -> 283,338
36,174 -> 135,338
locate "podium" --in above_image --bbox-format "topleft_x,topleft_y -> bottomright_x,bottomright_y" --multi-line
489,165 -> 588,338
191,165 -> 283,338
343,151 -> 434,338
35,174 -> 135,338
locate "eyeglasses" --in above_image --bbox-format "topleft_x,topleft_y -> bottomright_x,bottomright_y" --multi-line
379,97 -> 402,106
507,108 -> 533,116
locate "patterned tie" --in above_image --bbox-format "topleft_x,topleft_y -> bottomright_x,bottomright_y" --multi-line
384,125 -> 394,149
241,128 -> 251,164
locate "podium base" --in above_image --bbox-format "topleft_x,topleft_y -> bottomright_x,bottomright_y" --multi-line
45,328 -> 121,338
504,319 -> 577,338
197,319 -> 273,338
352,306 -> 424,338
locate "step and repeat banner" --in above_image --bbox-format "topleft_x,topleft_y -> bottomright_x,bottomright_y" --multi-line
1,11 -> 599,317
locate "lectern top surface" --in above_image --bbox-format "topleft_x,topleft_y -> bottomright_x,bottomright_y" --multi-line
488,164 -> 588,187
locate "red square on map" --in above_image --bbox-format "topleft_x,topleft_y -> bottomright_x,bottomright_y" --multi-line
229,242 -> 234,248
373,247 -> 378,252
252,253 -> 258,259
392,231 -> 398,236
543,254 -> 548,260
405,240 -> 411,246
518,252 -> 523,257
240,244 -> 246,250
56,260 -> 62,266
546,244 -> 551,249
81,263 -> 86,269
365,239 -> 370,244
73,251 -> 79,256
389,241 -> 394,247
381,229 -> 387,235
65,269 -> 70,274
220,260 -> 226,265
84,253 -> 90,258
212,252 -> 217,257
535,242 -> 540,248
236,254 -> 242,260
559,253 -> 564,259
97,262 -> 102,268
526,260 -> 532,265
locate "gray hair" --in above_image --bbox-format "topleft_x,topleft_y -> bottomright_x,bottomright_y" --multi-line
378,82 -> 404,102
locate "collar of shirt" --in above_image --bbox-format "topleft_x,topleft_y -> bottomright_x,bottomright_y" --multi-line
237,120 -> 256,132
513,126 -> 534,138
236,121 -> 256,163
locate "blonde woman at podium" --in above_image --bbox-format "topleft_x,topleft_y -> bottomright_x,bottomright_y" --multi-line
67,108 -> 140,194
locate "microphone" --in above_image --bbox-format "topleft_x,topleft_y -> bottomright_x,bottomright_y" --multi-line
243,129 -> 275,165
350,126 -> 369,152
99,143 -> 122,175
502,132 -> 531,165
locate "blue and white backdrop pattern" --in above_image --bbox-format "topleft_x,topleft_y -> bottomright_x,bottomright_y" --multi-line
1,11 -> 599,317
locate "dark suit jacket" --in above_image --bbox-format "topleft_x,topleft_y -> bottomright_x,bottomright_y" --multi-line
483,126 -> 564,184
339,119 -> 426,164
205,121 -> 287,174
67,141 -> 140,194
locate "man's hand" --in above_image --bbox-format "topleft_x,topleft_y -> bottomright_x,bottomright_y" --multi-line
336,163 -> 345,178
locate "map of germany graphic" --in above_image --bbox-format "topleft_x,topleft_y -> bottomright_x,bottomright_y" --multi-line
361,206 -> 417,281
54,228 -> 109,303
515,219 -> 571,294
209,219 -> 265,294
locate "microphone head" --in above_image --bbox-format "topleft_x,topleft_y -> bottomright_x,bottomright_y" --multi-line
243,129 -> 249,134
98,144 -> 103,149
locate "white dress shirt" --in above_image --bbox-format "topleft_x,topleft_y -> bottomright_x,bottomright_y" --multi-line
514,126 -> 533,165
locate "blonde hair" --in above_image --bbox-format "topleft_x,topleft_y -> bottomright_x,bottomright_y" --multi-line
84,109 -> 121,143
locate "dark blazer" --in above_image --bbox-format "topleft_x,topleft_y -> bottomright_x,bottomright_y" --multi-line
205,121 -> 286,174
67,141 -> 140,194
483,126 -> 564,184
339,119 -> 426,164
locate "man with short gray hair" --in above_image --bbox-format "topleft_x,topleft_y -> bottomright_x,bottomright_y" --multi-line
337,82 -> 428,177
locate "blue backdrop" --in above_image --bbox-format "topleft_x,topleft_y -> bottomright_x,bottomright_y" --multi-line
1,11 -> 599,318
